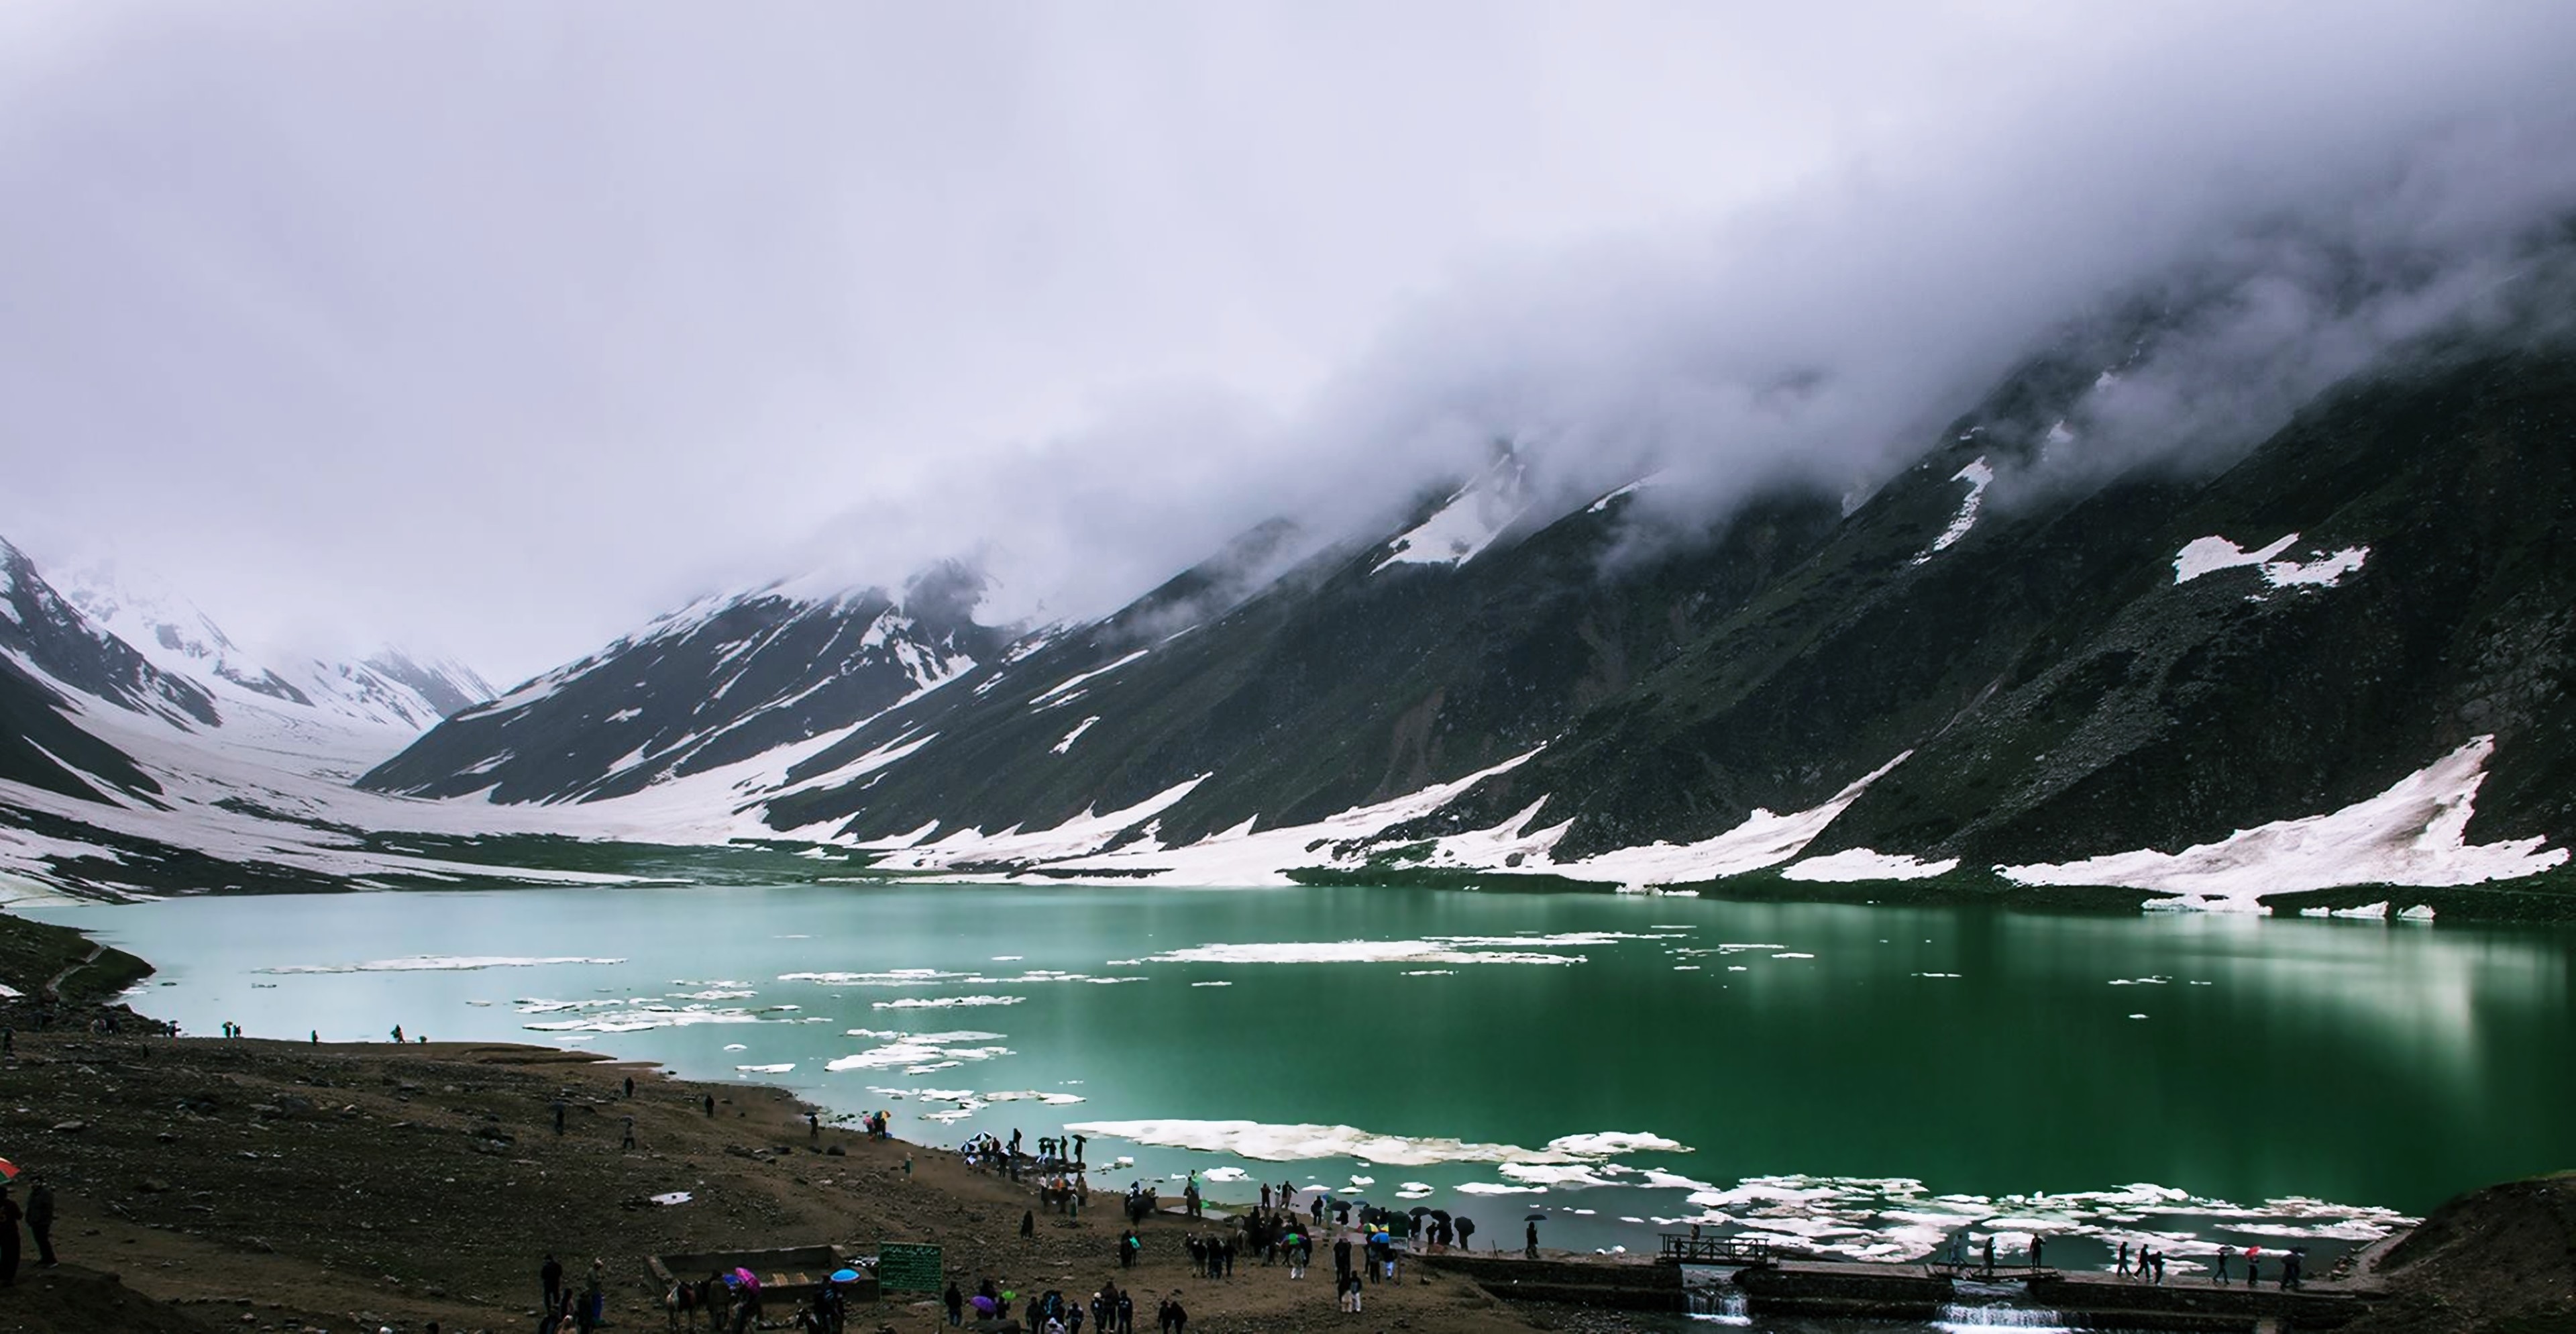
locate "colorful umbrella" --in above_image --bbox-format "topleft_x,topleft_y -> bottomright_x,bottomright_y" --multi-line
733,1266 -> 759,1290
829,1268 -> 860,1284
971,1294 -> 998,1315
0,1158 -> 19,1182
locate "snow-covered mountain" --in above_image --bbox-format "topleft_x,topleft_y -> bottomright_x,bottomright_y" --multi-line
359,262 -> 2576,917
358,558 -> 1006,804
13,213 -> 2576,918
60,564 -> 492,733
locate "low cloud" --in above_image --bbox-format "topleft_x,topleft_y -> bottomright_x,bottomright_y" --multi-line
2,3 -> 2573,678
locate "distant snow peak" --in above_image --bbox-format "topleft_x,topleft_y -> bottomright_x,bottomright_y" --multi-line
2173,533 -> 2370,592
1372,454 -> 1532,574
56,561 -> 490,733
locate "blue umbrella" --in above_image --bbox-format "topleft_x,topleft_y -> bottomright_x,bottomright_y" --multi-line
830,1268 -> 860,1284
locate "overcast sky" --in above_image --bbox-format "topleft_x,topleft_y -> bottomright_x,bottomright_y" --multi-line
4,2 -> 2573,684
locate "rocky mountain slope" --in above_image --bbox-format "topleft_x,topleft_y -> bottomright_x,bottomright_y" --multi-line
365,292 -> 2576,910
357,560 -> 1005,804
13,229 -> 2576,912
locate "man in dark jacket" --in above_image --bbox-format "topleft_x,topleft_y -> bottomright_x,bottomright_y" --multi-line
541,1253 -> 565,1313
0,1184 -> 19,1286
25,1176 -> 52,1267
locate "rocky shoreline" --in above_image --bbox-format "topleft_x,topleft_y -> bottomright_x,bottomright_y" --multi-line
0,909 -> 1646,1334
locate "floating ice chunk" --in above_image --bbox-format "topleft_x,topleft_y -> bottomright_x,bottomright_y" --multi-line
261,954 -> 627,974
1062,1119 -> 1688,1167
871,995 -> 1024,1010
1202,1167 -> 1250,1182
735,1062 -> 796,1073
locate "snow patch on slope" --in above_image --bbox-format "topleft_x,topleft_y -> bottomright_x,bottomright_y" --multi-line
2001,735 -> 2563,910
2174,533 -> 2370,590
1910,458 -> 1993,565
1032,650 -> 1148,705
1052,716 -> 1102,755
1373,457 -> 1532,574
1041,749 -> 1546,886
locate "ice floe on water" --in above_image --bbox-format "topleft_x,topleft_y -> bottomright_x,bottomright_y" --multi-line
1063,1119 -> 1689,1168
735,1063 -> 796,1074
779,969 -> 971,986
1146,931 -> 1666,968
522,997 -> 771,1033
824,1029 -> 1014,1072
872,995 -> 1024,1009
262,955 -> 627,974
1642,1176 -> 2412,1265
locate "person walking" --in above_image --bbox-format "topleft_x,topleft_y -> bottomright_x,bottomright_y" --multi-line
621,1116 -> 637,1151
0,1183 -> 19,1287
2116,1241 -> 2129,1277
2212,1243 -> 2232,1285
944,1280 -> 963,1327
624,1075 -> 635,1098
704,1094 -> 716,1117
2246,1249 -> 2261,1288
542,1253 -> 565,1313
809,1111 -> 820,1143
25,1176 -> 53,1268
1525,1220 -> 1540,1260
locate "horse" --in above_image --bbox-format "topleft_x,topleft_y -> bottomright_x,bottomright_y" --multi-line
664,1276 -> 718,1332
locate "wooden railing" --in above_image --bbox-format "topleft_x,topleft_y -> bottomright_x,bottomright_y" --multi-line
1659,1234 -> 1772,1265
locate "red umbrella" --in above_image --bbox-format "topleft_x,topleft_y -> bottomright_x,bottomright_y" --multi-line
0,1158 -> 20,1182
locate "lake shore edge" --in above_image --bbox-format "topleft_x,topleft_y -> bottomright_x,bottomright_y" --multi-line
6,905 -> 2573,1334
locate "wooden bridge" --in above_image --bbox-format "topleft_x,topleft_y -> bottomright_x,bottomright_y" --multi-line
1658,1233 -> 1773,1265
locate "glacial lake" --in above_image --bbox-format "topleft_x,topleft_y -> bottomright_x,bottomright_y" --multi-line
36,882 -> 2576,1273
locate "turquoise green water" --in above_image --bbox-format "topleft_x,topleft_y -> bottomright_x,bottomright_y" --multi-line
36,883 -> 2576,1274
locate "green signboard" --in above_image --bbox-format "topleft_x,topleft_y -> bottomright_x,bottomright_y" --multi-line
877,1242 -> 943,1294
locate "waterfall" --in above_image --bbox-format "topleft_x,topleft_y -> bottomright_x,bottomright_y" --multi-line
1684,1286 -> 1752,1325
1933,1302 -> 2074,1333
1678,1263 -> 1752,1326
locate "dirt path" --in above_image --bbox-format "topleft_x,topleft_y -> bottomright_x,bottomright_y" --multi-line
40,938 -> 103,1000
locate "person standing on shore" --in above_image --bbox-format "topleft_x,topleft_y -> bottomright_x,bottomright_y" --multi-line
1525,1220 -> 1540,1260
25,1175 -> 53,1268
2029,1233 -> 2043,1270
943,1280 -> 963,1326
2212,1244 -> 2232,1284
0,1182 -> 19,1286
2116,1241 -> 2129,1277
541,1253 -> 564,1313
